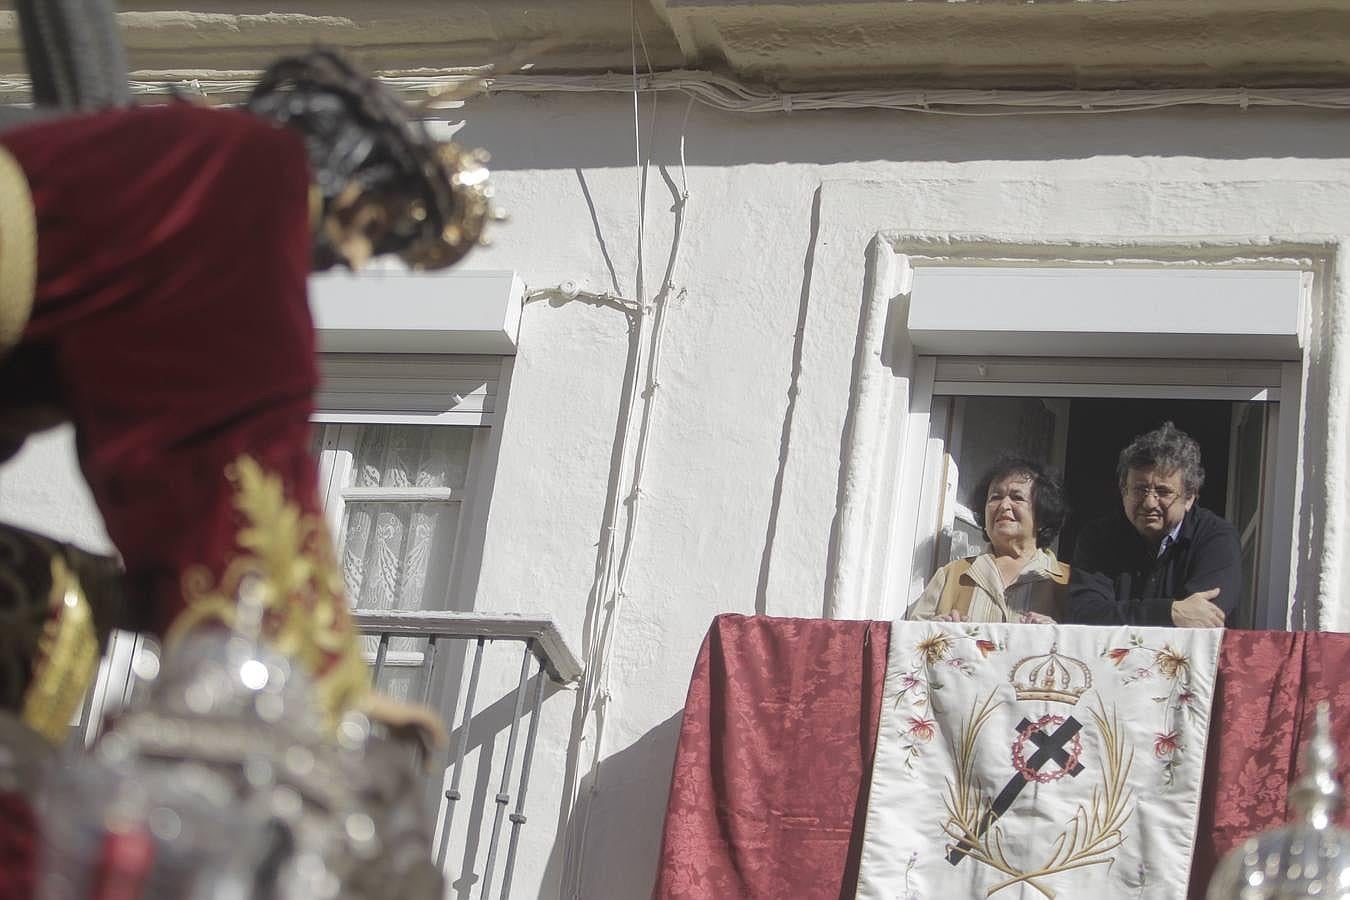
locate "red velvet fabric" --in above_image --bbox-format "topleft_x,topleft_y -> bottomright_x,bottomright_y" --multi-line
0,104 -> 319,638
653,617 -> 1350,899
0,793 -> 36,900
1189,630 -> 1350,897
653,616 -> 889,899
0,104 -> 373,900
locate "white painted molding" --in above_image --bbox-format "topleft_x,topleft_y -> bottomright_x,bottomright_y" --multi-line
908,266 -> 1303,360
309,269 -> 523,355
824,237 -> 912,621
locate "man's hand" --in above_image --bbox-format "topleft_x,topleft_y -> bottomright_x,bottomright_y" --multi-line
935,610 -> 967,623
1018,611 -> 1056,625
1171,588 -> 1226,628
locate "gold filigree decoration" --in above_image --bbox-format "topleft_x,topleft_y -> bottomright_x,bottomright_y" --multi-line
168,455 -> 369,726
942,694 -> 1135,898
22,557 -> 99,745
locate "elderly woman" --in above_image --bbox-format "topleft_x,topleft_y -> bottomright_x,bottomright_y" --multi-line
906,455 -> 1070,623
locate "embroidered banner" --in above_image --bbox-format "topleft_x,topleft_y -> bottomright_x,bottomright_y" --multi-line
856,622 -> 1221,899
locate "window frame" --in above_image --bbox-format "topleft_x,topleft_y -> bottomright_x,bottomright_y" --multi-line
313,420 -> 496,617
312,347 -> 514,620
824,236 -> 1325,629
908,362 -> 1297,630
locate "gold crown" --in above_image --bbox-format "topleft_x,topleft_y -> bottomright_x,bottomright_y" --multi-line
1009,645 -> 1091,706
400,143 -> 503,271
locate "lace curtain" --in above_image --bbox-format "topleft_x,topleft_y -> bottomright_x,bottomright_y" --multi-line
326,425 -> 472,700
340,425 -> 470,612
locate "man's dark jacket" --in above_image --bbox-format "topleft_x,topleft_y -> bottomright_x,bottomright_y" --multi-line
1066,505 -> 1242,627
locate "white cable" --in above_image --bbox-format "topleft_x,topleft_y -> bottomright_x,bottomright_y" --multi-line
523,285 -> 637,312
678,96 -> 694,197
563,6 -> 659,894
563,12 -> 697,898
23,70 -> 1350,116
480,72 -> 1350,116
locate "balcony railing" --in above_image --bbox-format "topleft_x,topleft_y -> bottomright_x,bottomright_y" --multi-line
353,610 -> 583,899
70,611 -> 583,900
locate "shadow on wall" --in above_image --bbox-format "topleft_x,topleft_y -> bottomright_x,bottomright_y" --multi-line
755,185 -> 821,616
546,710 -> 684,900
427,665 -> 571,900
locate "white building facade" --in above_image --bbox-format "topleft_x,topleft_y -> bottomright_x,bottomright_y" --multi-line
3,2 -> 1350,896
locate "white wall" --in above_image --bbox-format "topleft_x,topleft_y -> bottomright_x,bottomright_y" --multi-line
0,426 -> 112,553
8,94 -> 1350,897
464,95 -> 1350,898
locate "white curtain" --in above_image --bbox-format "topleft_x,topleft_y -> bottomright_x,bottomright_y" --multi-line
341,425 -> 469,611
337,425 -> 470,699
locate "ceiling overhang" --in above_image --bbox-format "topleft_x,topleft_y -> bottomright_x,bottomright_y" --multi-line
654,0 -> 1350,90
0,1 -> 1346,93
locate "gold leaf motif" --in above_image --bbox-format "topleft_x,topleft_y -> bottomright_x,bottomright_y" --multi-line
169,454 -> 368,727
22,557 -> 99,745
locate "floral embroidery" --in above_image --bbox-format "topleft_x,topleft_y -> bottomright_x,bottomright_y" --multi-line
906,716 -> 937,742
888,626 -> 1005,773
1102,633 -> 1196,783
1153,731 -> 1181,759
1153,646 -> 1190,680
902,850 -> 920,900
917,634 -> 952,665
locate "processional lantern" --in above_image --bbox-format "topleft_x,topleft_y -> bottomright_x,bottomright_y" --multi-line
1207,703 -> 1350,899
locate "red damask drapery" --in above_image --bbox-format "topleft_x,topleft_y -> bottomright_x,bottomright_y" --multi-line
652,616 -> 1350,900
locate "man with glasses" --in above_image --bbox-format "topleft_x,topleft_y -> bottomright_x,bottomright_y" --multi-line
1066,422 -> 1241,627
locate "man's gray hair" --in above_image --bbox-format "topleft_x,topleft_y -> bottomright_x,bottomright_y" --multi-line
1116,421 -> 1205,496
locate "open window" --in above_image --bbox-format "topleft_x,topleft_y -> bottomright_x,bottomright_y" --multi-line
913,360 -> 1287,628
828,244 -> 1316,627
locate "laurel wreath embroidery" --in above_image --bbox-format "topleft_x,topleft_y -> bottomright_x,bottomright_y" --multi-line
941,692 -> 1135,899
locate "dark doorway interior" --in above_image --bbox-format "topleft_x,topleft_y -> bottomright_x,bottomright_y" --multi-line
1059,398 -> 1232,563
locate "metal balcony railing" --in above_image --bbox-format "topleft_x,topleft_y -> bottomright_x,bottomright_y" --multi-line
70,611 -> 582,900
353,610 -> 583,900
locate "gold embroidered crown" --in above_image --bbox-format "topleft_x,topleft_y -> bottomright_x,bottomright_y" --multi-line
1009,645 -> 1092,705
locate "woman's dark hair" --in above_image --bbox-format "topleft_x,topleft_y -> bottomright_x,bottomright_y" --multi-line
970,455 -> 1068,548
246,48 -> 483,270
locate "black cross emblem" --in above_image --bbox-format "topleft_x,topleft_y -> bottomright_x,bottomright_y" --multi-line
947,716 -> 1086,866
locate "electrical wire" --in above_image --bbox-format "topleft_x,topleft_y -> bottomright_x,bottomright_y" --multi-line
481,73 -> 1350,116
561,8 -> 693,898
4,70 -> 1347,117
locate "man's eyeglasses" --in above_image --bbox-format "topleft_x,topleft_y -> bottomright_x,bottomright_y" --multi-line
1125,484 -> 1183,505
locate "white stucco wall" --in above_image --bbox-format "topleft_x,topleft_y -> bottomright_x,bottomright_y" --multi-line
464,95 -> 1350,898
0,426 -> 112,552
8,93 -> 1350,897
